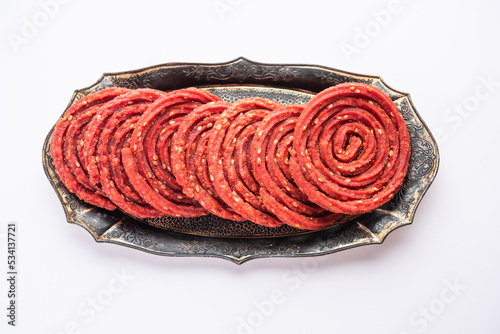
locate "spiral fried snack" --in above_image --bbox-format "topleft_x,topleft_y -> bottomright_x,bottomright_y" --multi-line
171,101 -> 244,221
124,88 -> 221,217
207,98 -> 284,227
291,83 -> 411,215
94,89 -> 167,218
51,87 -> 129,210
250,105 -> 343,230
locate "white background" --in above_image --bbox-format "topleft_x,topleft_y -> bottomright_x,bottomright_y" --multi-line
1,0 -> 499,333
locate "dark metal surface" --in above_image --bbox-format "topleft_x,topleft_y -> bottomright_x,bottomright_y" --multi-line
42,57 -> 439,264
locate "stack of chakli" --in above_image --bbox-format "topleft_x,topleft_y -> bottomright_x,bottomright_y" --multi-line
51,83 -> 410,231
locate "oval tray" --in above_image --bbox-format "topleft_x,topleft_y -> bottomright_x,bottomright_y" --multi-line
42,57 -> 439,264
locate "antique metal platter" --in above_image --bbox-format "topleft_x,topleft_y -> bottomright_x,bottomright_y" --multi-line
42,57 -> 439,264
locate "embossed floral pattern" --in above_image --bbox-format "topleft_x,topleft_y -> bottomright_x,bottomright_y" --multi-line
110,69 -> 171,90
178,239 -> 299,260
108,220 -> 161,249
182,61 -> 302,82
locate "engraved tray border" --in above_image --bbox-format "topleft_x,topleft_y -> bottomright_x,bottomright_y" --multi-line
42,57 -> 439,264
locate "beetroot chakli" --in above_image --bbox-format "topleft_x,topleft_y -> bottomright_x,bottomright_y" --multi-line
51,83 -> 411,230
